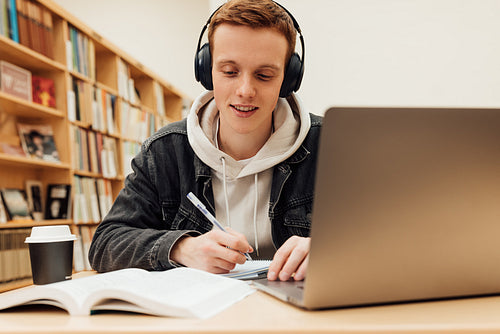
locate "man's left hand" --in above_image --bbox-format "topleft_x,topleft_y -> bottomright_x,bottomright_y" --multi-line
267,236 -> 310,281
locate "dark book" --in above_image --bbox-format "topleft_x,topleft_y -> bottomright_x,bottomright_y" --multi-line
0,188 -> 31,220
32,75 -> 56,107
45,184 -> 71,220
25,180 -> 43,221
72,77 -> 81,121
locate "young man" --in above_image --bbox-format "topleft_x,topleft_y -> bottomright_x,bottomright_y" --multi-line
89,0 -> 322,282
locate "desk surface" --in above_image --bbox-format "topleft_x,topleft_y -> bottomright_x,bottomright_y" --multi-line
2,279 -> 500,333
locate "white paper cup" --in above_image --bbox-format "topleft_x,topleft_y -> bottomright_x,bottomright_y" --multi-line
25,225 -> 76,285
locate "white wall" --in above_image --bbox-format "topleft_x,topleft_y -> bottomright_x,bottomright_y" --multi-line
54,0 -> 500,115
281,0 -> 500,114
52,0 -> 209,99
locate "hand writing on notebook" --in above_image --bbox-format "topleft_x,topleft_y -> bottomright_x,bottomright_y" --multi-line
267,236 -> 310,281
170,228 -> 253,274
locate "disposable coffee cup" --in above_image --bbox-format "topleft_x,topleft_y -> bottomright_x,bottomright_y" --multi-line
25,225 -> 77,285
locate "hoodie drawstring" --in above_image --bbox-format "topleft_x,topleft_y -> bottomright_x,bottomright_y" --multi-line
220,157 -> 231,228
219,156 -> 260,257
253,174 -> 259,257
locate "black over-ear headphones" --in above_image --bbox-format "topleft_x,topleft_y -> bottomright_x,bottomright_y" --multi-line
194,1 -> 305,98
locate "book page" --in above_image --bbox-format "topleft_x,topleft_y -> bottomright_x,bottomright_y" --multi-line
83,267 -> 254,318
0,268 -> 148,315
0,268 -> 255,318
0,283 -> 83,315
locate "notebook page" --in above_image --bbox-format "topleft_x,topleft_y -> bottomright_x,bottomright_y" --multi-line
221,260 -> 271,280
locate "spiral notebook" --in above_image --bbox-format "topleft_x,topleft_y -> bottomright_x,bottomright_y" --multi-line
221,260 -> 271,280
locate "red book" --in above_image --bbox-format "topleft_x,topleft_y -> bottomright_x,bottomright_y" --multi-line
32,75 -> 56,107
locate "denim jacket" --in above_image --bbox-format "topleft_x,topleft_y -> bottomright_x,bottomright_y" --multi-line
88,113 -> 322,272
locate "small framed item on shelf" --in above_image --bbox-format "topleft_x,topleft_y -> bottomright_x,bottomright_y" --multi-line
25,180 -> 44,221
0,188 -> 32,221
0,60 -> 32,101
45,184 -> 71,220
17,123 -> 60,163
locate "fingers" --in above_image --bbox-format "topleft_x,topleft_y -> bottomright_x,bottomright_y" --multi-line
200,230 -> 250,265
293,254 -> 309,281
170,230 -> 252,274
267,236 -> 310,281
225,227 -> 254,254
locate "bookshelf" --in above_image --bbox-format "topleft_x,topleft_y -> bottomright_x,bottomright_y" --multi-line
0,0 -> 189,292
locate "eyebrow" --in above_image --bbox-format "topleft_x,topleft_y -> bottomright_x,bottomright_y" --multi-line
215,59 -> 281,71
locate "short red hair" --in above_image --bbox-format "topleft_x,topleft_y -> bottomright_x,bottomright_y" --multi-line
207,0 -> 296,62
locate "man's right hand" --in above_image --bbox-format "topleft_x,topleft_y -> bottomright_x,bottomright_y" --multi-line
170,228 -> 253,274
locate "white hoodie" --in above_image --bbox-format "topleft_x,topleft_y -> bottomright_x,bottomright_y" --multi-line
187,91 -> 311,259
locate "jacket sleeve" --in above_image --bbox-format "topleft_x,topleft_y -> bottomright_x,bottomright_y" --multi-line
88,142 -> 201,273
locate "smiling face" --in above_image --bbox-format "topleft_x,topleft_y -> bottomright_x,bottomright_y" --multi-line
212,23 -> 288,146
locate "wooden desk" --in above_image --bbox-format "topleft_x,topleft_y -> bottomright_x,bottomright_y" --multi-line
2,277 -> 500,333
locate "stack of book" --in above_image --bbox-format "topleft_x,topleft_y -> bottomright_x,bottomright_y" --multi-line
72,176 -> 113,224
0,228 -> 32,285
0,0 -> 54,59
66,24 -> 95,79
71,126 -> 119,178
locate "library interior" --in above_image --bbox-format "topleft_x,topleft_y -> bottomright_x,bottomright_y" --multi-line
1,0 -> 500,333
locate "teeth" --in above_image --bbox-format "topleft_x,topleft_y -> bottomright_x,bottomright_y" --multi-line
233,105 -> 257,112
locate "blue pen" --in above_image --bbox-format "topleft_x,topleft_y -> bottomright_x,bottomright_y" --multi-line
187,192 -> 252,261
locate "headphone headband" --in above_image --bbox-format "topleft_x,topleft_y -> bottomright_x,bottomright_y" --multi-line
194,0 -> 305,97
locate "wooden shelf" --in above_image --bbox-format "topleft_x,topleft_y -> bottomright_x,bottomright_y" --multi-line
0,92 -> 65,119
94,81 -> 119,97
69,70 -> 93,83
0,0 -> 190,292
0,35 -> 65,72
0,219 -> 72,229
0,153 -> 70,170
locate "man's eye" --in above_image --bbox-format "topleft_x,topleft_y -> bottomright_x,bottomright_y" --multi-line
257,74 -> 272,81
223,71 -> 237,76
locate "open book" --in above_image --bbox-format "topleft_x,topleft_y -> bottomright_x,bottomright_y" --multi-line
0,267 -> 254,318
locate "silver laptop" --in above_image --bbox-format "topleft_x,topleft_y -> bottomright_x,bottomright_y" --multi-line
253,106 -> 500,309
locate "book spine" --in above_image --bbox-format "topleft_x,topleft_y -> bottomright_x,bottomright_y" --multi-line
7,0 -> 18,42
0,0 -> 6,37
32,1 -> 44,55
0,228 -> 32,286
15,0 -> 28,48
42,7 -> 54,59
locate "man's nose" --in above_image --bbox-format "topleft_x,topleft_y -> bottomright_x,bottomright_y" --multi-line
236,74 -> 256,98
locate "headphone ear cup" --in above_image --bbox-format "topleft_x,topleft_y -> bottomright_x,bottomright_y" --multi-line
195,43 -> 214,90
279,52 -> 304,98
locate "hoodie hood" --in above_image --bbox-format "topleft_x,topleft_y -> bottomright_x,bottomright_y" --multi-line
186,90 -> 311,259
187,91 -> 311,178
